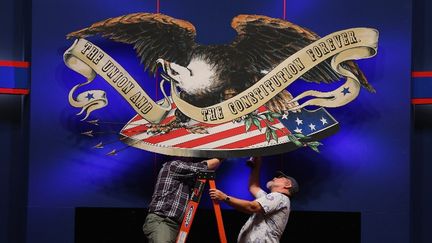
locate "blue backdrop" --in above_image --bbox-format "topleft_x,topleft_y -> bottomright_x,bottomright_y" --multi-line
28,0 -> 411,242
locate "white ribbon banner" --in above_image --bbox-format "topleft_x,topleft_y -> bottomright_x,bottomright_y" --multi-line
64,28 -> 378,124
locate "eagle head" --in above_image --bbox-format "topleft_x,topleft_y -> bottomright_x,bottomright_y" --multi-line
157,58 -> 219,96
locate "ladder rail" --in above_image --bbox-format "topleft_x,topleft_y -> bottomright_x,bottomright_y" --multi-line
175,171 -> 227,243
209,179 -> 227,243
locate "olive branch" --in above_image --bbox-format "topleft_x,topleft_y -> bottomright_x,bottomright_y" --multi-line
243,111 -> 323,152
287,133 -> 323,153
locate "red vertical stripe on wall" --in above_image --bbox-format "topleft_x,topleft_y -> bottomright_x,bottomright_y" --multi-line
153,0 -> 161,179
280,0 -> 287,167
155,0 -> 160,101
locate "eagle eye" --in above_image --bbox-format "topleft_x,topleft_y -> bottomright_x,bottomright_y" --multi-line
171,69 -> 179,76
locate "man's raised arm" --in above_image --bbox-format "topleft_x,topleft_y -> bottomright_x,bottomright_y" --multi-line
248,157 -> 262,197
206,158 -> 223,170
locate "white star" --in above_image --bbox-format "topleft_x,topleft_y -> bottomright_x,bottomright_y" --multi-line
295,117 -> 303,125
282,114 -> 288,119
294,127 -> 302,133
309,123 -> 316,131
320,117 -> 328,125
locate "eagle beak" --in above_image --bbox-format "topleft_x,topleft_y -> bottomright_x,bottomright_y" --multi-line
156,58 -> 167,72
156,58 -> 178,84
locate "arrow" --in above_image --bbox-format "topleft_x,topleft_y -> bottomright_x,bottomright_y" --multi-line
93,142 -> 104,149
106,149 -> 117,156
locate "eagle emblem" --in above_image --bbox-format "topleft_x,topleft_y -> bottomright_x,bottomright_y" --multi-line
65,13 -> 378,156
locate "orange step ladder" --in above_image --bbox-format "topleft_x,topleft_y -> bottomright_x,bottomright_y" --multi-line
176,170 -> 227,243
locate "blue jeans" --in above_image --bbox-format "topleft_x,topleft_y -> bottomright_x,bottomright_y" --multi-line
143,213 -> 180,243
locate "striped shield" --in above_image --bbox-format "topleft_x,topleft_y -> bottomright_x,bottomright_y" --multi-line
120,100 -> 339,157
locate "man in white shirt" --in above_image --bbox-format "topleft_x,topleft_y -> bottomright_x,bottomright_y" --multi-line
209,157 -> 299,243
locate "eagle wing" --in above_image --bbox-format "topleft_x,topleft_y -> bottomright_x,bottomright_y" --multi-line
67,13 -> 197,73
230,15 -> 374,113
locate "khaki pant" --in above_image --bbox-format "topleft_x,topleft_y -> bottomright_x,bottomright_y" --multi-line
143,213 -> 180,243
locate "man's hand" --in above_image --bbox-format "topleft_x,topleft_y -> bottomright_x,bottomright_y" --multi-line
209,189 -> 228,201
206,158 -> 223,170
246,156 -> 262,168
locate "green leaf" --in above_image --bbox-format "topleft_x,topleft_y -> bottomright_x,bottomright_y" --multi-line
293,140 -> 303,147
287,134 -> 295,141
293,133 -> 307,139
271,112 -> 282,118
245,118 -> 252,132
267,115 -> 274,122
308,144 -> 321,153
265,129 -> 271,142
271,130 -> 278,142
307,141 -> 323,147
288,134 -> 303,147
253,118 -> 261,131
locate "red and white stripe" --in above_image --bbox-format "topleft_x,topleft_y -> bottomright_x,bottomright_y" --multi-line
120,106 -> 291,150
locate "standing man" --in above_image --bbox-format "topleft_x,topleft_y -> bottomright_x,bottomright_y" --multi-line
143,157 -> 222,243
209,157 -> 299,243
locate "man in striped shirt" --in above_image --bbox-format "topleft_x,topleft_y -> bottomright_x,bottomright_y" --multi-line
143,157 -> 222,243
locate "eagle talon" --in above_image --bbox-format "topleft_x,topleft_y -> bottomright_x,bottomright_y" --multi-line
146,119 -> 187,135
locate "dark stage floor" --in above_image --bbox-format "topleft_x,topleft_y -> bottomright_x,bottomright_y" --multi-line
75,207 -> 360,243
